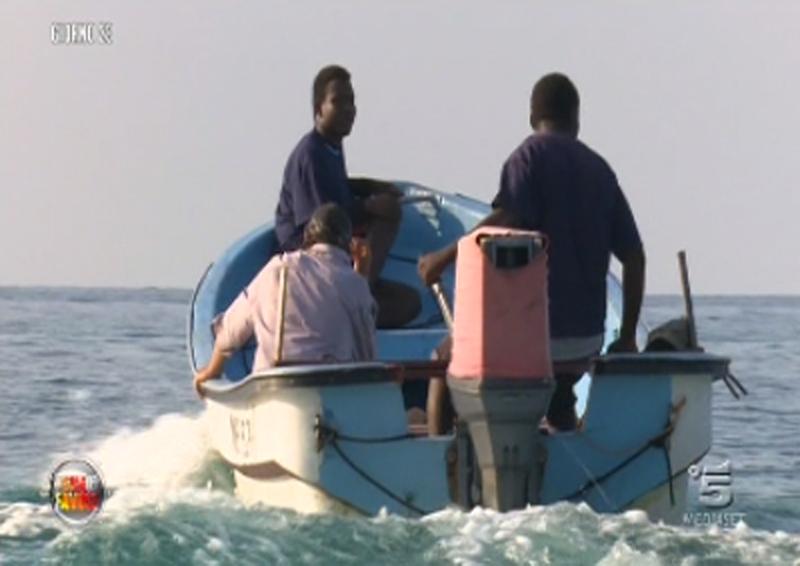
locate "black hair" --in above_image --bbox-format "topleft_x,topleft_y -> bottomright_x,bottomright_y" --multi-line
312,65 -> 351,116
530,73 -> 580,128
303,203 -> 353,251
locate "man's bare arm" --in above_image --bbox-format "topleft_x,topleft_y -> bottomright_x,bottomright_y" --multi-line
609,247 -> 646,353
193,345 -> 229,397
417,207 -> 520,286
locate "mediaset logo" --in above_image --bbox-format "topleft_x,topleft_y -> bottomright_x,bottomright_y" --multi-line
683,460 -> 746,528
51,22 -> 113,46
49,459 -> 106,525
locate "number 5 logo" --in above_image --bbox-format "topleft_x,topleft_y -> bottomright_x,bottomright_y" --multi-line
695,461 -> 734,509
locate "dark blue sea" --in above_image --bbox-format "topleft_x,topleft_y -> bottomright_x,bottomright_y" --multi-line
1,288 -> 798,565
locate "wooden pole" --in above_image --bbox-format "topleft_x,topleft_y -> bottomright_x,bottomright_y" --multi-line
274,263 -> 289,365
678,250 -> 698,349
431,282 -> 454,332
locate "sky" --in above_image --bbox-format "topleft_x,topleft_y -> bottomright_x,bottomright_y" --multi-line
2,1 -> 799,294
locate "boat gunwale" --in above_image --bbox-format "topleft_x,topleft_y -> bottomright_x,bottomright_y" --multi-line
591,352 -> 731,378
200,361 -> 397,397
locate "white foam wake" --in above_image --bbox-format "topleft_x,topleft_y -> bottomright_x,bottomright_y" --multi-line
0,411 -> 235,540
414,504 -> 800,565
86,412 -> 211,491
75,411 -> 240,523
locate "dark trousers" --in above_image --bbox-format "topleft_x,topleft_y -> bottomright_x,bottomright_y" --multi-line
546,373 -> 581,431
430,336 -> 583,432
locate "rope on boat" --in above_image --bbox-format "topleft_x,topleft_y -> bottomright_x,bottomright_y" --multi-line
553,434 -> 618,510
314,417 -> 429,516
559,397 -> 686,508
722,371 -> 748,399
316,421 -> 415,444
559,426 -> 676,506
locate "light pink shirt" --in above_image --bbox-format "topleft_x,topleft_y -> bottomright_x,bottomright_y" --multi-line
215,244 -> 377,371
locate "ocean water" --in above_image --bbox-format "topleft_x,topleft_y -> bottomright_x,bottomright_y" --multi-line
0,287 -> 798,565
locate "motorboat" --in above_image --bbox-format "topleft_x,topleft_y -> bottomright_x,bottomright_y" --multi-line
187,182 -> 733,522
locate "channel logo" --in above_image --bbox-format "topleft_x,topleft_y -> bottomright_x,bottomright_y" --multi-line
49,459 -> 106,525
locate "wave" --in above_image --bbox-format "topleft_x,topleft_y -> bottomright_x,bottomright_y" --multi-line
85,413 -> 211,488
32,503 -> 800,565
1,413 -> 229,536
2,413 -> 800,565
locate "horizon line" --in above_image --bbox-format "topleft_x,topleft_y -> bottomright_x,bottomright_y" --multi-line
1,284 -> 799,298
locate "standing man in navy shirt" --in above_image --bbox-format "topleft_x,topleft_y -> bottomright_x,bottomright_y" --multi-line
419,73 -> 646,432
275,65 -> 420,328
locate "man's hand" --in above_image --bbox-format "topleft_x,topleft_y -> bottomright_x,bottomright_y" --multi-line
418,250 -> 449,287
616,248 -> 645,355
417,207 -> 515,288
351,237 -> 372,278
606,335 -> 638,354
193,367 -> 215,398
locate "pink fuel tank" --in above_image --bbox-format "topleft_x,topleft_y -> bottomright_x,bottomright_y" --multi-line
449,227 -> 553,380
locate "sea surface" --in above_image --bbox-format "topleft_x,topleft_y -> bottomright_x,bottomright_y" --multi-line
0,288 -> 798,565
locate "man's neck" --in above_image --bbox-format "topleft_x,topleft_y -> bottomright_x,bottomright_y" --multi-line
306,242 -> 351,262
535,120 -> 578,138
314,124 -> 343,146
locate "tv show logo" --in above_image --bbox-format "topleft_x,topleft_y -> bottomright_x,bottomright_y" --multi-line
690,460 -> 733,508
683,460 -> 746,528
51,22 -> 113,46
49,459 -> 106,525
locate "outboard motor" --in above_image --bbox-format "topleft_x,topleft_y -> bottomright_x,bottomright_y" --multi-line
447,227 -> 554,511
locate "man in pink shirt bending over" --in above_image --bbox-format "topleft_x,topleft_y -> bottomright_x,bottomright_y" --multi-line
193,203 -> 377,396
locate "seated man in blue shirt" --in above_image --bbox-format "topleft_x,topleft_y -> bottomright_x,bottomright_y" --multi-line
419,73 -> 646,432
275,65 -> 420,328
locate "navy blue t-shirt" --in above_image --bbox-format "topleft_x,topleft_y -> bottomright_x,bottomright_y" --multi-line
491,132 -> 642,339
275,129 -> 353,251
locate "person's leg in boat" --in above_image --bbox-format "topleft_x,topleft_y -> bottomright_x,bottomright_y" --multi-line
427,336 -> 455,436
546,373 -> 581,431
427,378 -> 456,435
546,358 -> 592,432
354,191 -> 421,328
360,192 -> 400,284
